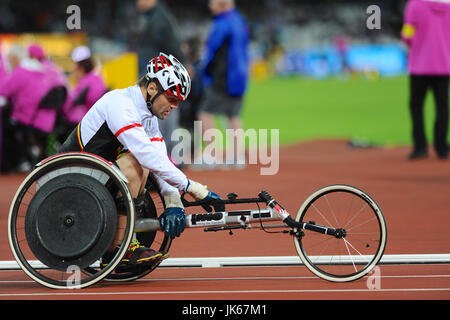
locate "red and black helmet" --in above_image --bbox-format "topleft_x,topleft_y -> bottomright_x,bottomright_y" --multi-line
146,52 -> 191,101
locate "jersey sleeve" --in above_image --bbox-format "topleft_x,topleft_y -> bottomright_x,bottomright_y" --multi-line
203,19 -> 229,72
152,172 -> 180,196
105,100 -> 188,194
401,0 -> 419,45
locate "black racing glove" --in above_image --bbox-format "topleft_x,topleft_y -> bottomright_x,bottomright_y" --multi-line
159,207 -> 186,238
186,179 -> 225,212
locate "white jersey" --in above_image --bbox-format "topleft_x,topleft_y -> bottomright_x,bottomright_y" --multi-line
77,84 -> 187,195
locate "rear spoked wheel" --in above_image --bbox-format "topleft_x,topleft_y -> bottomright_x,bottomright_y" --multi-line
294,185 -> 387,282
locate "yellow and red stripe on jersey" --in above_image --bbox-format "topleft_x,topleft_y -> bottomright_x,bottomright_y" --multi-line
76,123 -> 84,151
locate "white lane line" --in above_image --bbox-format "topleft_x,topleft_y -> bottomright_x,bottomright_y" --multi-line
1,274 -> 450,284
1,254 -> 450,270
2,273 -> 450,284
1,287 -> 450,298
140,274 -> 450,281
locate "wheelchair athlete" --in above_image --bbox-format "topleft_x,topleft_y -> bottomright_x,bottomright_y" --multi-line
59,52 -> 222,267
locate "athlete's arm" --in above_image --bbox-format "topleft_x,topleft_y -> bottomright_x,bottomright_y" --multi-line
106,103 -> 188,193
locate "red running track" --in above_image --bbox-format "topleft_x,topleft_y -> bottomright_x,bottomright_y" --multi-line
0,140 -> 449,300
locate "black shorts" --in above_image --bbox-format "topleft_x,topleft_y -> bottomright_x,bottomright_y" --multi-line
58,124 -> 121,163
58,126 -> 82,154
198,86 -> 243,118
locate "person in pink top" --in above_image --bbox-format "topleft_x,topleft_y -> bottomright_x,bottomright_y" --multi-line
0,50 -> 7,171
0,54 -> 57,133
401,0 -> 450,160
1,44 -> 66,133
62,46 -> 107,126
0,44 -> 27,172
28,43 -> 68,89
27,44 -> 69,157
0,51 -> 8,85
0,44 -> 67,170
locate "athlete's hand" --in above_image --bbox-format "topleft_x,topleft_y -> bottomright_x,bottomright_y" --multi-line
160,192 -> 186,238
201,190 -> 225,212
186,180 -> 225,212
159,207 -> 186,238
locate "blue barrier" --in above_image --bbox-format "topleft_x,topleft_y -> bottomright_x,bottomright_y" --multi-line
274,43 -> 407,77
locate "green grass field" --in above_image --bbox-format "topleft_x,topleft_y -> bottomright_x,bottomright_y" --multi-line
241,75 -> 446,147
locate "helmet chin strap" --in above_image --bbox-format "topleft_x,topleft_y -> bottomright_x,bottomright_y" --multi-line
146,88 -> 164,114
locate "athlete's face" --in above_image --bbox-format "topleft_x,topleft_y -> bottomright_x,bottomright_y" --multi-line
154,93 -> 179,120
147,83 -> 179,119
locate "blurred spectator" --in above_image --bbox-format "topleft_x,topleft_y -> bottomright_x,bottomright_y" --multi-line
28,43 -> 67,88
195,0 -> 249,168
180,36 -> 204,132
0,44 -> 27,172
28,43 -> 69,156
134,0 -> 187,164
6,44 -> 26,71
178,36 -> 204,164
401,0 -> 450,160
0,49 -> 7,171
61,46 -> 107,126
334,35 -> 350,74
0,44 -> 65,171
134,0 -> 186,74
0,49 -> 8,84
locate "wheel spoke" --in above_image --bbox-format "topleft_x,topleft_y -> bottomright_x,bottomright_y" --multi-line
311,203 -> 335,229
324,195 -> 340,226
343,203 -> 368,229
343,238 -> 358,272
346,216 -> 377,232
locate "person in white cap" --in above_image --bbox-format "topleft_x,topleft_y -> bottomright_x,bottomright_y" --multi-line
61,46 -> 107,126
71,45 -> 91,63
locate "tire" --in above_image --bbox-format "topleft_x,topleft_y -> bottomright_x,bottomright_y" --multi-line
293,185 -> 387,282
8,153 -> 135,289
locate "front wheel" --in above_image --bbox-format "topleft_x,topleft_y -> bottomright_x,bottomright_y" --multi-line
293,185 -> 387,282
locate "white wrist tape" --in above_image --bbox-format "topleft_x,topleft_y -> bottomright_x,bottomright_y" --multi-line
186,180 -> 208,200
163,192 -> 184,208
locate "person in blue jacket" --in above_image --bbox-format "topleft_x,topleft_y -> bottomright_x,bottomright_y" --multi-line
195,0 -> 249,169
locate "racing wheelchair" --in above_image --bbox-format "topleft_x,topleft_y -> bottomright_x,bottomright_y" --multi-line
8,153 -> 387,289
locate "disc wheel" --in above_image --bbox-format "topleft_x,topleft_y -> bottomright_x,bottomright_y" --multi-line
8,153 -> 135,289
293,185 -> 387,282
85,174 -> 171,282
